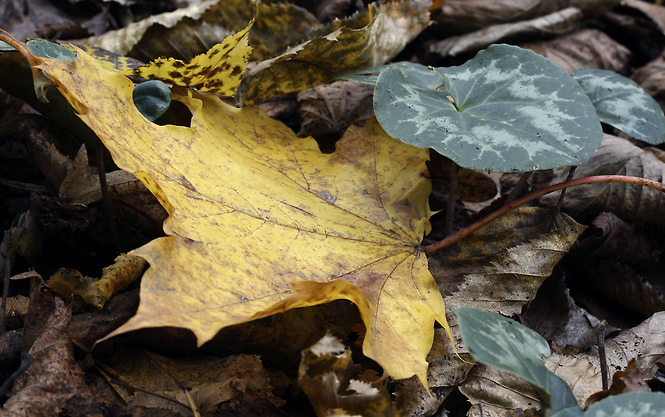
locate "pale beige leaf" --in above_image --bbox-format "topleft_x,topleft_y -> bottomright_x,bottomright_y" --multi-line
431,0 -> 620,36
429,7 -> 583,57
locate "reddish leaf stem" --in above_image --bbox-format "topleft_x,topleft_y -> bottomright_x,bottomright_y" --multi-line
424,175 -> 665,255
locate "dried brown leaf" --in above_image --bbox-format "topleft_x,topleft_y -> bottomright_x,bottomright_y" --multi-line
431,0 -> 620,36
521,28 -> 632,73
541,135 -> 665,224
632,51 -> 665,111
430,7 -> 583,57
297,81 -> 374,146
2,287 -> 101,416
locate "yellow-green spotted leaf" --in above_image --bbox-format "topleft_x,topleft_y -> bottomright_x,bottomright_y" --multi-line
75,0 -> 319,63
240,0 -> 430,105
122,14 -> 254,96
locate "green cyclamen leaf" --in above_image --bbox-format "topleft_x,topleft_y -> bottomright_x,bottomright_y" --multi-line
456,307 -> 582,417
573,68 -> 665,145
27,40 -> 76,62
132,80 -> 172,122
456,307 -> 551,385
585,392 -> 665,417
374,44 -> 603,172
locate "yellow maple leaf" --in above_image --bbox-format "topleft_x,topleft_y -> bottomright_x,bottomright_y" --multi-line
119,10 -> 255,96
36,49 -> 449,386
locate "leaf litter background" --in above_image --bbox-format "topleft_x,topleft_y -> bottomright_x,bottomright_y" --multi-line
2,0 -> 665,416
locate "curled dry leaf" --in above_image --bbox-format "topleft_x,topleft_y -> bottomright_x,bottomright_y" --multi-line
632,51 -> 665,110
241,0 -> 430,104
58,146 -> 145,209
77,0 -> 319,63
3,279 -> 102,416
429,7 -> 583,57
521,28 -> 632,74
520,273 -> 602,348
47,254 -> 146,309
541,134 -> 665,224
430,0 -> 620,36
459,365 -> 543,416
621,0 -> 665,36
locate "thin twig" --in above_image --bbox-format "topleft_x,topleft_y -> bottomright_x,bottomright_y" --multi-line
546,166 -> 576,232
596,320 -> 609,391
425,175 -> 665,255
179,380 -> 201,417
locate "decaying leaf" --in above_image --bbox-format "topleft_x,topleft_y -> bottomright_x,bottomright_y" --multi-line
298,334 -> 398,417
47,254 -> 146,309
459,364 -> 544,415
545,312 -> 665,404
2,277 -> 102,416
297,80 -> 374,145
76,0 -> 319,63
632,51 -> 665,110
240,0 -> 430,104
429,7 -> 583,57
430,207 -> 585,316
521,28 -> 632,74
36,49 -> 448,386
123,12 -> 254,96
430,0 -> 620,36
95,347 -> 284,416
621,0 -> 665,36
541,134 -> 665,224
58,146 -> 144,209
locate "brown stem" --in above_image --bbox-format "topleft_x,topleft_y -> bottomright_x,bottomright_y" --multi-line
425,175 -> 665,255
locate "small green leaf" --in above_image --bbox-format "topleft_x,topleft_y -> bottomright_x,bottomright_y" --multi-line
26,40 -> 76,62
374,44 -> 603,172
132,80 -> 172,122
456,307 -> 582,416
573,68 -> 665,145
585,392 -> 665,417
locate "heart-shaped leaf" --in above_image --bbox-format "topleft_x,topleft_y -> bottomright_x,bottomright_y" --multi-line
572,68 -> 665,145
456,307 -> 582,416
374,44 -> 603,172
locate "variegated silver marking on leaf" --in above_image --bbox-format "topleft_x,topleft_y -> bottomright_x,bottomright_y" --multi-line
375,44 -> 603,172
573,68 -> 665,145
